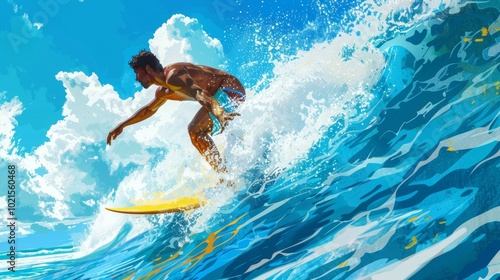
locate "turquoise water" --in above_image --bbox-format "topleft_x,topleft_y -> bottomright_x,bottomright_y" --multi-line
2,0 -> 500,279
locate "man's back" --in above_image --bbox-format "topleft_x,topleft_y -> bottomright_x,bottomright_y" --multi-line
164,63 -> 243,99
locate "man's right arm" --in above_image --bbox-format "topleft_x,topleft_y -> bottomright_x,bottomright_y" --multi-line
121,97 -> 166,127
107,97 -> 167,145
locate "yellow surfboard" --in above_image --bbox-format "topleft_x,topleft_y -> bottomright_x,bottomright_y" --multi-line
105,195 -> 207,214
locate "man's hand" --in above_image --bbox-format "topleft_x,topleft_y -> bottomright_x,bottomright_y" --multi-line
107,125 -> 123,145
215,110 -> 241,132
193,89 -> 241,132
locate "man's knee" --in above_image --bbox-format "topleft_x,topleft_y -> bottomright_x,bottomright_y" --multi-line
188,125 -> 208,143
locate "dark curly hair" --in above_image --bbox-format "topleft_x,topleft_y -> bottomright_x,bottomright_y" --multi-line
129,50 -> 163,72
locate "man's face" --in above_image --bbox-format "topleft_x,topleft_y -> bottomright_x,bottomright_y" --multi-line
134,67 -> 153,89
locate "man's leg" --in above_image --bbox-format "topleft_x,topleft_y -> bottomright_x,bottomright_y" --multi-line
188,108 -> 227,173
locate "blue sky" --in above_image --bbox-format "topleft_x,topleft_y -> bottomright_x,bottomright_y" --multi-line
1,0 -> 355,151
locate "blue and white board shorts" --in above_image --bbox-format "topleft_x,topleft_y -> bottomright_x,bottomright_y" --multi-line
210,87 -> 245,135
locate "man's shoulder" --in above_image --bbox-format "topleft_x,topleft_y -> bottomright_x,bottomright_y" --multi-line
163,63 -> 196,77
164,62 -> 195,70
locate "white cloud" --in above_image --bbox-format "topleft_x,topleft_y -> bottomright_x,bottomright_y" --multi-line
0,94 -> 23,159
7,0 -> 20,13
21,12 -> 44,31
83,199 -> 95,207
39,200 -> 69,221
149,14 -> 225,67
21,13 -> 34,29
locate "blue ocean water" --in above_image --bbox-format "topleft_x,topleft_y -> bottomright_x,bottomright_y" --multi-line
3,0 -> 500,279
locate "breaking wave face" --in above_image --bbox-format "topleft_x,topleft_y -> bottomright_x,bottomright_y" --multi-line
8,0 -> 500,279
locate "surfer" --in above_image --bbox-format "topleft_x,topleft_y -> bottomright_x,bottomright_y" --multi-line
107,50 -> 245,174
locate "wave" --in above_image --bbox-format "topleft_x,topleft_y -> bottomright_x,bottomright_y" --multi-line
14,0 -> 500,279
16,247 -> 74,258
